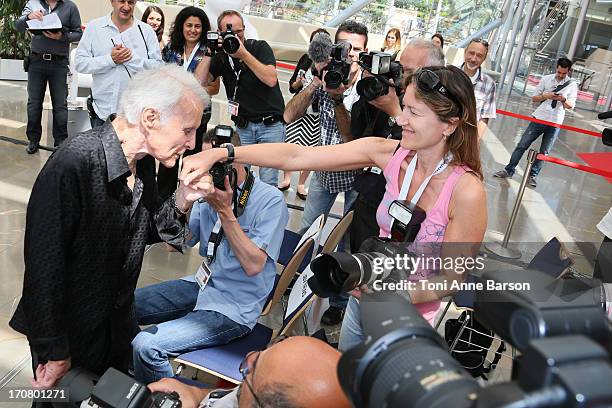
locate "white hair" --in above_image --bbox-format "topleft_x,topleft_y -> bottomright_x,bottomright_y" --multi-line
118,64 -> 210,125
406,38 -> 446,66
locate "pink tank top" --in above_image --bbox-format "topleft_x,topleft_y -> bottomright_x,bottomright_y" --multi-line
376,147 -> 469,324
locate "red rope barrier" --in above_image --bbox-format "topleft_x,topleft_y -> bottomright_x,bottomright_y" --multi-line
496,109 -> 601,138
276,61 -> 297,71
535,153 -> 612,179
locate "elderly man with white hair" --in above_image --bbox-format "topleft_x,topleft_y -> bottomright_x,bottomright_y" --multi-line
9,65 -> 208,395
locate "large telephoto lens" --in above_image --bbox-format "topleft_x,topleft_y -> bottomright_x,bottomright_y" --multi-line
222,34 -> 240,54
308,252 -> 389,297
338,292 -> 479,408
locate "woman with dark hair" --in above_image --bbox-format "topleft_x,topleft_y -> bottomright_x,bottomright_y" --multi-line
431,32 -> 444,48
142,5 -> 165,50
278,28 -> 330,199
180,66 -> 487,346
157,6 -> 220,204
382,28 -> 402,60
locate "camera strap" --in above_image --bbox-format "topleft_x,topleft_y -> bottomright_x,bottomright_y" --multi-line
206,170 -> 255,264
227,56 -> 242,101
390,152 -> 451,235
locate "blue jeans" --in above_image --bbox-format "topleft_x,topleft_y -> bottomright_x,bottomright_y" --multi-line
338,296 -> 363,352
236,121 -> 285,186
132,280 -> 250,384
299,174 -> 357,310
505,121 -> 560,177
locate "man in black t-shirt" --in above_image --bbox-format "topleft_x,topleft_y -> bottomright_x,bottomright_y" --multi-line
199,10 -> 285,187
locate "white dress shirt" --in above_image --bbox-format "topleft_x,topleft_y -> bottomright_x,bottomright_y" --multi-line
75,14 -> 162,120
532,73 -> 578,125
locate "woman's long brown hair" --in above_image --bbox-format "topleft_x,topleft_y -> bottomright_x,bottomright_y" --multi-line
406,65 -> 483,179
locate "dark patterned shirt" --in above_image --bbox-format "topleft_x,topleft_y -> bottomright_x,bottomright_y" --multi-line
9,120 -> 185,374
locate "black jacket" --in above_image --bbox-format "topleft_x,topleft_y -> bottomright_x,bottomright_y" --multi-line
10,121 -> 185,374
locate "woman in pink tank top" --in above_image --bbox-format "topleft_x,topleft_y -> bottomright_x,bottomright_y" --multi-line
181,66 -> 487,351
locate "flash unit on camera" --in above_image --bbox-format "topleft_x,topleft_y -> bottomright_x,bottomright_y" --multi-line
389,200 -> 426,242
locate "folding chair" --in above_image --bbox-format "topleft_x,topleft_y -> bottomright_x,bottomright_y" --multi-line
260,223 -> 323,316
173,268 -> 318,384
277,214 -> 326,271
320,210 -> 354,254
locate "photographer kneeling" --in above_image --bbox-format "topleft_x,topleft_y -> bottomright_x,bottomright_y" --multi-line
132,127 -> 289,384
180,65 -> 486,351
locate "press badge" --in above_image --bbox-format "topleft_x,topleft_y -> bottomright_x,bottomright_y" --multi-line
195,260 -> 213,290
228,100 -> 240,116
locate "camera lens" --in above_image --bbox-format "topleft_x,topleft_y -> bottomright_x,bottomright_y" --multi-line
356,76 -> 388,101
223,35 -> 240,54
324,70 -> 343,89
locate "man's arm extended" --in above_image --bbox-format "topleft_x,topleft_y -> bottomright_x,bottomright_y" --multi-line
284,78 -> 321,123
334,101 -> 354,142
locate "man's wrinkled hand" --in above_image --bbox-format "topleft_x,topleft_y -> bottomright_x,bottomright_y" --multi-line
31,358 -> 71,388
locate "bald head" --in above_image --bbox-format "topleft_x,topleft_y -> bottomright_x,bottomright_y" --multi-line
239,337 -> 350,408
399,38 -> 446,72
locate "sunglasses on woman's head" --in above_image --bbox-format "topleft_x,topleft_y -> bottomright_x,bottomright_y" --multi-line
414,68 -> 462,114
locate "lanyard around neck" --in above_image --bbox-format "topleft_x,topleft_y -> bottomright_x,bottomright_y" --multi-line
227,56 -> 242,100
390,153 -> 450,234
183,42 -> 200,72
206,171 -> 255,264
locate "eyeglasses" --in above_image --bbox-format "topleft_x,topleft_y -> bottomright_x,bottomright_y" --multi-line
414,68 -> 462,113
386,35 -> 396,39
470,38 -> 489,48
238,335 -> 289,407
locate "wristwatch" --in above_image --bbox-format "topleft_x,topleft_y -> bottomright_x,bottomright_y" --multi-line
388,115 -> 400,127
223,143 -> 235,164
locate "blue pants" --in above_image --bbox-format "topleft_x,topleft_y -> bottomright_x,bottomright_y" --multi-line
505,121 -> 560,177
299,173 -> 358,309
236,121 -> 285,186
338,296 -> 363,352
132,280 -> 250,384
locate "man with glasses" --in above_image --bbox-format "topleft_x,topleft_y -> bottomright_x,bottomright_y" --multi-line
197,10 -> 285,187
461,38 -> 496,139
148,336 -> 351,408
493,58 -> 577,188
75,0 -> 162,128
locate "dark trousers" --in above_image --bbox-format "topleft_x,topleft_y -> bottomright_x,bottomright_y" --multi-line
350,194 -> 381,253
26,56 -> 69,147
157,112 -> 210,199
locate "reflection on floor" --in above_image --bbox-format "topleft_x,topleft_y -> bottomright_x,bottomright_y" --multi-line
0,71 -> 609,399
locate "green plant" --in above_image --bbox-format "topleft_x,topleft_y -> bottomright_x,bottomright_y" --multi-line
0,0 -> 30,59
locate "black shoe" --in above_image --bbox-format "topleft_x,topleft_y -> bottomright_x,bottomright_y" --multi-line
321,306 -> 344,326
26,141 -> 39,154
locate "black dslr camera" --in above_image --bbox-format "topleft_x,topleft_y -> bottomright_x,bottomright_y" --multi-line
312,41 -> 352,90
308,200 -> 425,298
598,110 -> 612,145
209,125 -> 236,191
57,367 -> 182,408
357,51 -> 403,101
206,24 -> 241,56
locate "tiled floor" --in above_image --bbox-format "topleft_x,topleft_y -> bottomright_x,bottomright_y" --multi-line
0,68 -> 610,400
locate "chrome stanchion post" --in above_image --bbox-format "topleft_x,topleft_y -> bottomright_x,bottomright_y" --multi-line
486,149 -> 538,259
